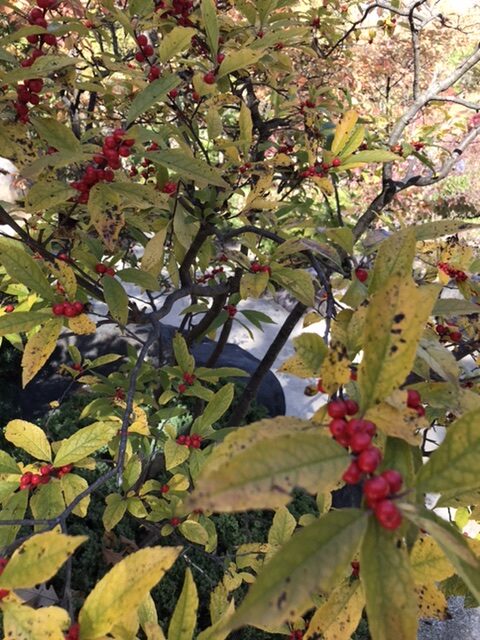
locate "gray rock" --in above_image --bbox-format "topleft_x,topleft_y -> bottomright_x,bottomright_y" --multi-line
418,598 -> 480,640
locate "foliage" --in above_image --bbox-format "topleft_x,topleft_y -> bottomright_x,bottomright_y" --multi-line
1,1 -> 480,639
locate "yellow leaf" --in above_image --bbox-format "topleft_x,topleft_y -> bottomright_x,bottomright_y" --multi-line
319,341 -> 351,394
415,582 -> 449,620
0,530 -> 86,589
103,493 -> 127,532
68,314 -> 96,335
2,603 -> 70,640
5,419 -> 51,461
129,404 -> 150,435
358,279 -> 440,411
239,271 -> 269,300
158,26 -> 196,62
168,568 -> 198,640
21,318 -> 62,387
144,622 -> 167,640
197,600 -> 235,640
53,421 -> 119,467
53,259 -> 77,299
141,224 -> 168,277
305,580 -> 364,640
239,102 -> 253,155
78,546 -> 181,639
277,354 -> 316,378
268,507 -> 297,547
331,110 -> 359,155
61,473 -> 90,517
303,311 -> 322,327
364,390 -> 427,445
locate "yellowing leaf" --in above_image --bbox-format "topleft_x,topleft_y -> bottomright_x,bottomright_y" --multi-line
0,311 -> 51,337
187,418 -> 349,512
331,110 -> 359,156
147,150 -> 228,188
21,318 -> 62,387
277,354 -> 316,378
239,102 -> 253,155
305,580 -> 364,640
126,74 -> 181,125
168,568 -> 198,640
78,547 -> 181,639
141,225 -> 168,277
179,520 -> 209,546
0,530 -> 86,589
319,340 -> 351,394
364,390 -> 427,445
53,421 -> 118,467
410,536 -> 455,584
270,266 -> 315,307
2,603 -> 70,640
68,314 -> 96,335
103,493 -> 127,532
228,510 -> 367,630
102,275 -> 129,326
158,27 -> 196,62
369,228 -> 416,294
61,473 -> 90,517
240,271 -> 269,300
217,49 -> 264,78
53,259 -> 77,299
291,333 -> 328,376
358,279 -> 440,411
415,582 -> 449,620
360,518 -> 418,640
164,439 -> 190,471
268,507 -> 296,547
88,183 -> 124,252
5,420 -> 51,462
201,0 -> 219,58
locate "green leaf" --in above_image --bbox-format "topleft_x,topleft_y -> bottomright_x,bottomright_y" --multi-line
172,333 -> 195,371
401,504 -> 480,604
344,150 -> 402,165
102,275 -> 129,326
103,494 -> 127,532
432,298 -> 480,317
168,568 -> 199,640
270,266 -> 315,307
217,49 -> 265,78
30,116 -> 82,153
413,220 -> 480,242
337,125 -> 365,159
53,421 -> 119,467
0,492 -> 28,548
0,311 -> 51,337
179,520 -> 209,546
164,440 -> 190,471
78,547 -> 181,639
415,409 -> 480,495
118,268 -> 159,291
240,271 -> 269,300
126,74 -> 181,125
192,384 -> 234,432
239,309 -> 276,329
325,227 -> 355,254
227,510 -> 367,630
187,417 -> 350,512
0,530 -> 86,590
369,229 -> 416,294
159,27 -> 196,62
360,518 -> 418,640
331,111 -> 359,156
25,180 -> 76,212
1,55 -> 77,83
146,150 -> 228,188
0,239 -> 54,301
5,419 -> 51,462
358,278 -> 440,411
201,0 -> 219,58
141,224 -> 168,277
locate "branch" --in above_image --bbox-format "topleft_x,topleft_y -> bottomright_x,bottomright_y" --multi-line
428,95 -> 480,111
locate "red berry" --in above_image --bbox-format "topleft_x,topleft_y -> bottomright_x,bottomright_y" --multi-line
363,476 -> 390,503
345,399 -> 358,415
105,267 -> 115,276
416,405 -> 426,417
435,324 -> 447,335
57,253 -> 70,262
72,363 -> 83,372
30,474 -> 42,487
317,379 -> 325,393
329,418 -> 347,440
331,157 -> 341,167
95,263 -> 107,274
406,389 -> 421,408
349,432 -> 372,453
216,53 -> 225,63
327,400 -> 347,419
63,303 -> 76,318
203,71 -> 216,84
177,435 -> 187,445
374,500 -> 403,530
450,331 -> 462,342
161,484 -> 169,494
40,464 -> 52,476
381,469 -> 403,494
52,303 -> 65,316
357,447 -> 382,473
65,623 -> 80,640
43,34 -> 57,46
73,301 -> 84,315
0,589 -> 9,600
4,305 -> 14,313
342,460 -> 362,485
351,561 -> 360,577
355,268 -> 368,283
170,517 -> 181,526
178,383 -> 187,393
136,34 -> 148,47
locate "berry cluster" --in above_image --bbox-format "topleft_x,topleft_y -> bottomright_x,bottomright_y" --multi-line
224,304 -> 237,318
156,0 -> 195,26
289,631 -> 303,640
14,1 -> 63,121
299,98 -> 316,113
299,157 -> 341,180
0,558 -> 9,601
438,262 -> 468,282
238,162 -> 252,174
250,261 -> 271,275
327,399 -> 403,530
411,141 -> 425,151
355,267 -> 369,283
19,464 -> 73,490
52,301 -> 84,318
176,434 -> 203,449
114,388 -> 126,401
196,266 -> 224,283
435,323 -> 462,343
406,389 -> 425,417
162,181 -> 178,195
72,129 -> 134,204
95,263 -> 116,276
65,623 -> 80,640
